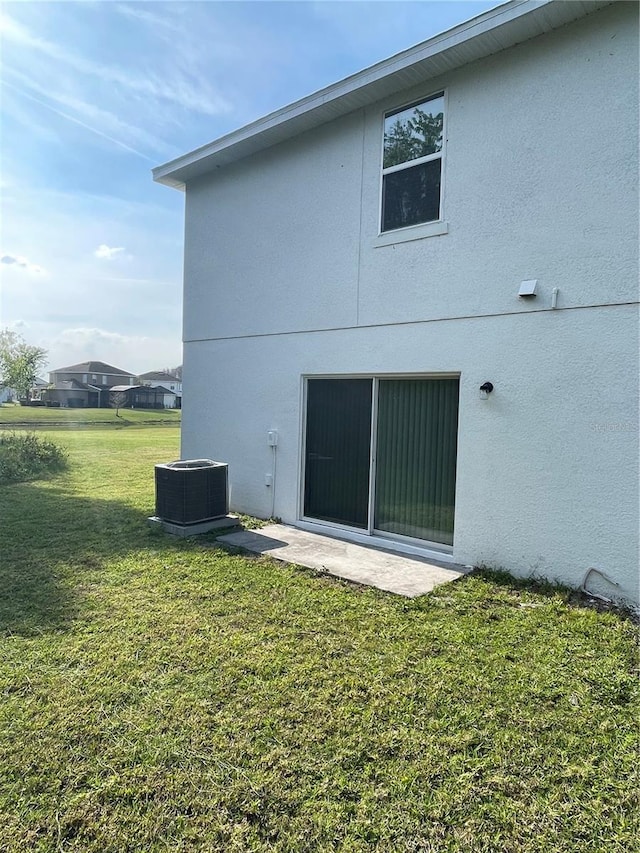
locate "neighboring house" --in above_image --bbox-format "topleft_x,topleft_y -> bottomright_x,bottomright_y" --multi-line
29,377 -> 49,401
109,385 -> 174,410
43,380 -> 97,409
0,378 -> 47,405
46,361 -> 136,408
138,371 -> 182,407
153,386 -> 179,410
153,1 -> 639,603
49,361 -> 136,388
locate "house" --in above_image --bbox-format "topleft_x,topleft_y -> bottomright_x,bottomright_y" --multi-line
153,1 -> 639,603
29,377 -> 49,402
109,385 -> 175,410
46,361 -> 136,408
138,371 -> 182,407
43,380 -> 96,409
0,386 -> 16,404
1,377 -> 47,406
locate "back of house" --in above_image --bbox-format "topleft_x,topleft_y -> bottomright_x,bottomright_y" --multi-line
155,1 -> 639,604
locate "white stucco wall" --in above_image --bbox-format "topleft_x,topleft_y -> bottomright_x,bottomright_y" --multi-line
180,3 -> 639,603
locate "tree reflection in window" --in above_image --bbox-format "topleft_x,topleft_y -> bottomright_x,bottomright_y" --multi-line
381,94 -> 444,232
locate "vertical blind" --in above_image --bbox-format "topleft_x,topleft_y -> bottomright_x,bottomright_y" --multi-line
374,378 -> 459,545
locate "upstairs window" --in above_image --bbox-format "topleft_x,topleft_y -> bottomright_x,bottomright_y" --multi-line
381,93 -> 444,233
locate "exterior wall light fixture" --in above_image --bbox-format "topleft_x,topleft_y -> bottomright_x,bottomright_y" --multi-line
479,381 -> 494,400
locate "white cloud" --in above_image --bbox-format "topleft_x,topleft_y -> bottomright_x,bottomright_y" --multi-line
0,253 -> 45,274
2,77 -> 159,163
47,327 -> 181,375
94,244 -> 125,260
0,11 -> 230,117
4,65 -> 179,159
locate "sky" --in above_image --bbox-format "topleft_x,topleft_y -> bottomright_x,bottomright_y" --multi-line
0,0 -> 499,377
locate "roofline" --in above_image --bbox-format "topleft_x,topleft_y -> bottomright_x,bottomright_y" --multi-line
152,0 -> 612,189
50,363 -> 134,376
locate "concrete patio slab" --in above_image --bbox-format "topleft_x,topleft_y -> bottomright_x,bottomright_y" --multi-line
218,523 -> 470,597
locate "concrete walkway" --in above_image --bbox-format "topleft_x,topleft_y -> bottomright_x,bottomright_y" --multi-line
218,523 -> 469,597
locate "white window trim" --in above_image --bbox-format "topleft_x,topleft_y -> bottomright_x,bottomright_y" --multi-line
378,89 -> 448,241
372,219 -> 448,248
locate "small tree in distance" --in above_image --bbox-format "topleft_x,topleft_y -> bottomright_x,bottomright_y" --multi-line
110,391 -> 128,418
0,329 -> 47,401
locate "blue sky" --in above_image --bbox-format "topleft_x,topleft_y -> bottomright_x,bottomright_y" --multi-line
1,0 -> 499,375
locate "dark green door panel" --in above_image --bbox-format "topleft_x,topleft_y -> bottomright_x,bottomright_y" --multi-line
304,379 -> 372,528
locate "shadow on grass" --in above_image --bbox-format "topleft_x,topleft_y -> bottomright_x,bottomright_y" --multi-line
0,479 -> 163,637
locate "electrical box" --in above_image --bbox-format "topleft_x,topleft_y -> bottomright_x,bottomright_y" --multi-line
267,430 -> 278,446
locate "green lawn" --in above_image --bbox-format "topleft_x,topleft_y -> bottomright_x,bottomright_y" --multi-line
0,404 -> 180,428
0,426 -> 638,852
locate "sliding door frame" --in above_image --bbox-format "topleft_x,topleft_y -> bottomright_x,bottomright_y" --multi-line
299,372 -> 460,554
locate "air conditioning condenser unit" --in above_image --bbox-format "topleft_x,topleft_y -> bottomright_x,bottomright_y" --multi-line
154,459 -> 228,525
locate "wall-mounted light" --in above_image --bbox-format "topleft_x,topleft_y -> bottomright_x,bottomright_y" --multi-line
479,381 -> 494,400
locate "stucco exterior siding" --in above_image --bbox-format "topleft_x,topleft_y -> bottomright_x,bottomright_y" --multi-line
181,303 -> 638,602
178,3 -> 638,603
183,110 -> 364,342
183,4 -> 637,344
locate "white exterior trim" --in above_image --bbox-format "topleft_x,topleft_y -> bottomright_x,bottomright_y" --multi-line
372,220 -> 449,247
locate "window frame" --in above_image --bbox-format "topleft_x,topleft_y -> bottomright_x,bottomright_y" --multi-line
378,89 -> 448,239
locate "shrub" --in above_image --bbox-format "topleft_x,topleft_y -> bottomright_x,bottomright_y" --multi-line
0,432 -> 68,484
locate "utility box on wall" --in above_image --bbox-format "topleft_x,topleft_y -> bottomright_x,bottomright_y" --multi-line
154,459 -> 229,525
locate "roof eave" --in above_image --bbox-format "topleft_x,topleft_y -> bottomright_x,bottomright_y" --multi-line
152,0 -> 612,189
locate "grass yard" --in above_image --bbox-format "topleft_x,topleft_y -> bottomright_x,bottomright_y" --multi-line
0,403 -> 181,429
0,426 -> 638,852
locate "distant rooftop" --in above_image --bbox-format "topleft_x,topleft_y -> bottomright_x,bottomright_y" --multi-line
138,371 -> 180,382
51,361 -> 134,376
110,385 -> 163,392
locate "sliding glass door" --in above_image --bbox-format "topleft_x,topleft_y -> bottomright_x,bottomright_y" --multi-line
303,376 -> 459,547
